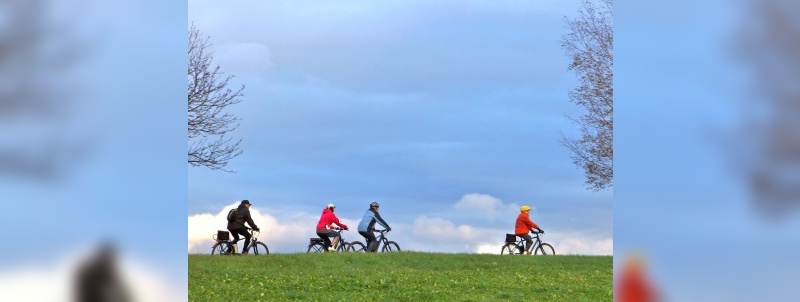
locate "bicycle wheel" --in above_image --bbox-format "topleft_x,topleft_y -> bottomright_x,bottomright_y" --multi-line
307,242 -> 326,253
500,243 -> 521,255
211,242 -> 229,255
381,241 -> 401,252
349,241 -> 367,252
337,243 -> 350,252
248,242 -> 269,255
534,243 -> 555,255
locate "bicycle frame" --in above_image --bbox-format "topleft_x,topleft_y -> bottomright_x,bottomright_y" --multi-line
331,229 -> 348,250
372,229 -> 394,251
515,233 -> 545,254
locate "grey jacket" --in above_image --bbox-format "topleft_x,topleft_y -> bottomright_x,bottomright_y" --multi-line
357,208 -> 390,232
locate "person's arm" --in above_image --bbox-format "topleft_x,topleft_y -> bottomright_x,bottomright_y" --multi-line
244,209 -> 258,230
373,211 -> 391,230
525,216 -> 539,231
331,215 -> 348,229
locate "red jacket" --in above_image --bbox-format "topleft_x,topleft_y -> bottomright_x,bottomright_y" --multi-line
515,212 -> 539,235
316,208 -> 348,231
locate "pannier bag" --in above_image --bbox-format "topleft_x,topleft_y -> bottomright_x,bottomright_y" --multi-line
505,234 -> 517,243
217,230 -> 230,241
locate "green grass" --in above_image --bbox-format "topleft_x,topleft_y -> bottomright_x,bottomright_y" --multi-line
189,252 -> 612,302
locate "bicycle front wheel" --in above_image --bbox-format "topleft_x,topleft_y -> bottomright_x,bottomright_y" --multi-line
211,243 -> 228,255
307,242 -> 326,253
249,242 -> 269,255
381,241 -> 401,252
337,243 -> 350,252
349,241 -> 367,252
534,243 -> 555,255
501,243 -> 521,255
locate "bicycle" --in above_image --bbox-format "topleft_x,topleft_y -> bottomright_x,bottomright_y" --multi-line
500,231 -> 555,255
350,229 -> 401,252
211,228 -> 269,255
307,228 -> 352,253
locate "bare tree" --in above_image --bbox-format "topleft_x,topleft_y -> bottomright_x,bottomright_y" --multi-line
188,24 -> 243,171
560,0 -> 613,191
735,0 -> 800,216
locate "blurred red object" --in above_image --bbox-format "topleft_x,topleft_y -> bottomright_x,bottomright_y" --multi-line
617,254 -> 657,302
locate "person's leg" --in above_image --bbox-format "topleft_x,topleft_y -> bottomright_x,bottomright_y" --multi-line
317,230 -> 332,249
228,228 -> 240,243
520,234 -> 533,254
360,231 -> 377,252
227,229 -> 240,253
241,229 -> 252,253
330,231 -> 340,248
231,228 -> 250,253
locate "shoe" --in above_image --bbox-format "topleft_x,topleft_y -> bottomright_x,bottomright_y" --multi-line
327,246 -> 336,252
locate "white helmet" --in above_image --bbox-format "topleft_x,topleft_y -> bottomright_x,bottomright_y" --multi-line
327,203 -> 336,210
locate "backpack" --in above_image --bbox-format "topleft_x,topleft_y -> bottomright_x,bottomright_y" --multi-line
227,208 -> 238,222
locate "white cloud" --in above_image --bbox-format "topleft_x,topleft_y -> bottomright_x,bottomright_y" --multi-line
546,231 -> 613,255
407,215 -> 612,255
453,193 -> 520,220
188,203 -> 361,253
454,193 -> 501,218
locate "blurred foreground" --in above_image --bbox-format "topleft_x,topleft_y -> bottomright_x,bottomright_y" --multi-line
615,0 -> 800,300
0,0 -> 186,301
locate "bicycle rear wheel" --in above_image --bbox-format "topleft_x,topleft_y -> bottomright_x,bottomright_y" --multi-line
307,242 -> 326,253
349,241 -> 367,252
500,243 -> 521,255
248,242 -> 269,255
534,243 -> 555,255
211,242 -> 229,255
381,241 -> 401,252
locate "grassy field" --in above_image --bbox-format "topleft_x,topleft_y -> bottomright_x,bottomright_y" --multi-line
189,252 -> 612,302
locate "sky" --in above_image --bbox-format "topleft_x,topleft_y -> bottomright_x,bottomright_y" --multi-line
1,1 -> 798,301
0,0 -> 187,300
615,0 -> 800,300
187,0 -> 613,255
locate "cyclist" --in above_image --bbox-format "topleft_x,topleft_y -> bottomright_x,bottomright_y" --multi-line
227,200 -> 259,254
316,203 -> 348,252
515,205 -> 543,254
357,201 -> 391,252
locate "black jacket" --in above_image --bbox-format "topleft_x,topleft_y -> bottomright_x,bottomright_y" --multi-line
227,204 -> 258,230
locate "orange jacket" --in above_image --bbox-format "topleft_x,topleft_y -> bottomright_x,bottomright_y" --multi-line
515,212 -> 539,235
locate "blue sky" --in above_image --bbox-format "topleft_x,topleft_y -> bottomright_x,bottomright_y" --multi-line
188,0 -> 612,255
615,0 -> 800,300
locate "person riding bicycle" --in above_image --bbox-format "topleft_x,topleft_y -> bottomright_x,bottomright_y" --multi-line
515,205 -> 543,254
227,200 -> 259,254
316,203 -> 348,252
357,201 -> 391,252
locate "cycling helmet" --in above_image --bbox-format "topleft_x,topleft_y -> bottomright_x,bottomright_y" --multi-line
370,201 -> 379,208
520,205 -> 531,212
327,203 -> 336,210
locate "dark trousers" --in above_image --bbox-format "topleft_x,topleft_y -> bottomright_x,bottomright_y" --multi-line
516,233 -> 533,254
229,227 -> 251,253
359,230 -> 378,252
316,230 -> 334,248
